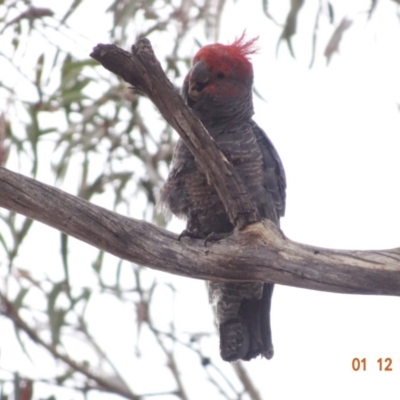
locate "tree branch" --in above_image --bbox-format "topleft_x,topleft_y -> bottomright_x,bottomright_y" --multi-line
1,166 -> 400,295
90,39 -> 259,229
0,291 -> 140,400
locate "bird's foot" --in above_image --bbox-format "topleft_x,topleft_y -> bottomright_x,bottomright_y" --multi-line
178,229 -> 232,247
204,231 -> 232,247
178,228 -> 204,241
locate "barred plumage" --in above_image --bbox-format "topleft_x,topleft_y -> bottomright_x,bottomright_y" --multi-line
159,35 -> 286,361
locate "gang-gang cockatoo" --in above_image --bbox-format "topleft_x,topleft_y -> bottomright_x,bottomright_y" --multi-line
160,34 -> 286,361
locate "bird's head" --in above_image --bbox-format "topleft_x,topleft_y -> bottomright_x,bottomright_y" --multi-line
183,34 -> 258,125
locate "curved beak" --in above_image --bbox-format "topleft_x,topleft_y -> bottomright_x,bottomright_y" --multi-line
188,60 -> 210,99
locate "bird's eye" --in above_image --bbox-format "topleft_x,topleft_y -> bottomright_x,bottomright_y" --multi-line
217,72 -> 225,79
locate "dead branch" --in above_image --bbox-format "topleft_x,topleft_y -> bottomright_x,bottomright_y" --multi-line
1,166 -> 400,295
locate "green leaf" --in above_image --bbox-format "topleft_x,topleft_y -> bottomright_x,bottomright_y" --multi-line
14,287 -> 29,310
55,368 -> 75,385
35,53 -> 44,86
60,56 -> 97,92
60,0 -> 84,24
92,250 -> 104,274
47,282 -> 66,347
13,323 -> 33,363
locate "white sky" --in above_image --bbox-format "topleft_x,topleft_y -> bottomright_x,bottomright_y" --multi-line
2,0 -> 400,399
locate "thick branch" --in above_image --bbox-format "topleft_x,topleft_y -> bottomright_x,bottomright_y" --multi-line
1,167 -> 400,295
90,39 -> 259,229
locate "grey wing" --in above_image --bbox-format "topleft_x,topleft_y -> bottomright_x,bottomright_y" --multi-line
251,120 -> 286,220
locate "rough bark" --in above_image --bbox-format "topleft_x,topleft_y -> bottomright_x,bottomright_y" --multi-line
1,166 -> 400,296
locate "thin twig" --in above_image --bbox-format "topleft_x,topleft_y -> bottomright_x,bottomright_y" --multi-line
0,291 -> 141,400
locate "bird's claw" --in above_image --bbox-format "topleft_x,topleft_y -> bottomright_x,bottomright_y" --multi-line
178,228 -> 202,241
178,229 -> 232,247
204,231 -> 232,247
